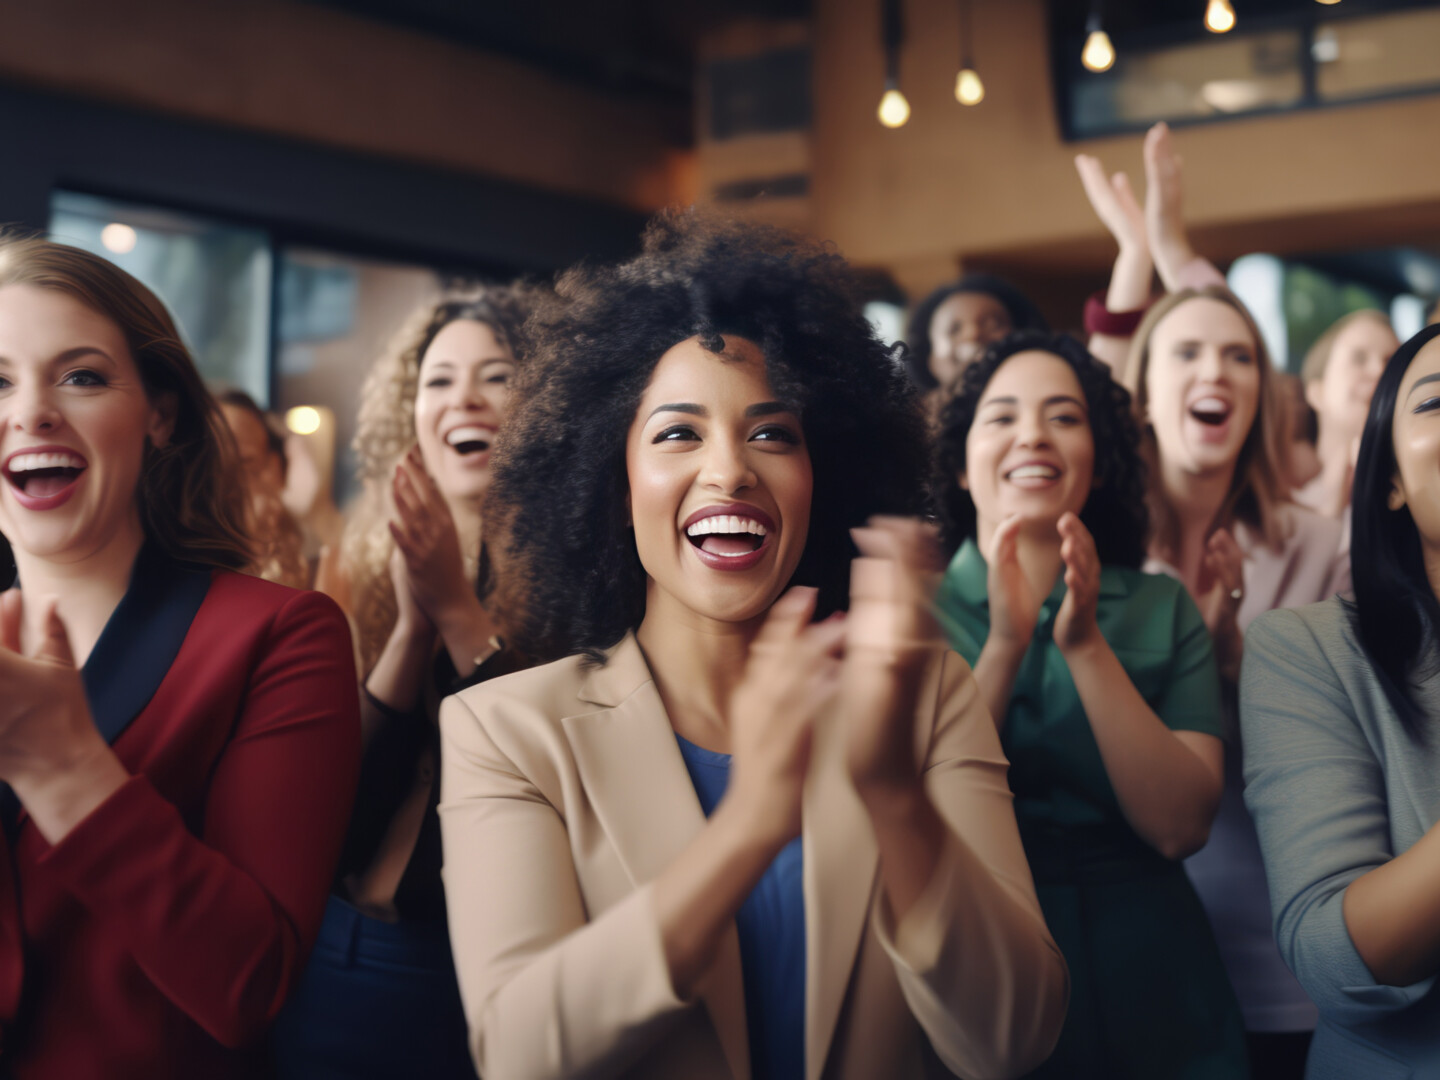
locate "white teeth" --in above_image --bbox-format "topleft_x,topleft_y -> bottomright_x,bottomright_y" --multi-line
445,426 -> 493,448
1191,397 -> 1229,416
685,515 -> 769,538
1008,465 -> 1059,480
7,452 -> 86,473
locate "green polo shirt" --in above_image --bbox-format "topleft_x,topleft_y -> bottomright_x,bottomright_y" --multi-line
936,539 -> 1224,834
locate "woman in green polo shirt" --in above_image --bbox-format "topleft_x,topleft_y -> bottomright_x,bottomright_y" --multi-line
933,331 -> 1246,1078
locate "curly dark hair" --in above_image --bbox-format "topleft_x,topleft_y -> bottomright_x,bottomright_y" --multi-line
933,331 -> 1149,568
483,209 -> 931,663
903,273 -> 1050,392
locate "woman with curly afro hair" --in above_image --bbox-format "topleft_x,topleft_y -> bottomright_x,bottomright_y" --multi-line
438,210 -> 1068,1080
273,285 -> 538,1080
932,331 -> 1246,1077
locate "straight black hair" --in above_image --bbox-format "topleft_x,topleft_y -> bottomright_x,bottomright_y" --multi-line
1348,322 -> 1440,740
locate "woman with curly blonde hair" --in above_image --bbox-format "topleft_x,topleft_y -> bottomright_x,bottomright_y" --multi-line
274,285 -> 534,1080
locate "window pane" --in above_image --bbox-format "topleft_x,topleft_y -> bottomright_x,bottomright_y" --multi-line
48,191 -> 272,404
1316,9 -> 1440,103
275,248 -> 443,507
1070,30 -> 1305,137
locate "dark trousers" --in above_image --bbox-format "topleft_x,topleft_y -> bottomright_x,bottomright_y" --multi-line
271,895 -> 478,1080
1246,1031 -> 1311,1080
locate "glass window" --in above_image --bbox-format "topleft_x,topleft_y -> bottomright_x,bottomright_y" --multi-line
275,248 -> 443,506
49,191 -> 273,404
1069,30 -> 1305,138
1316,8 -> 1440,103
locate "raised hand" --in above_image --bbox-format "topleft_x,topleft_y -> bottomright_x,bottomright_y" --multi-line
726,587 -> 847,846
986,516 -> 1043,653
1076,154 -> 1147,254
843,517 -> 947,797
1053,513 -> 1103,654
389,445 -> 472,626
1143,122 -> 1197,292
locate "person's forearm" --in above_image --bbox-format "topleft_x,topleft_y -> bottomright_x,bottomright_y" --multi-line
1107,243 -> 1153,313
364,618 -> 435,744
972,637 -> 1027,733
863,783 -> 946,924
1063,637 -> 1220,858
433,593 -> 497,680
1343,821 -> 1440,986
652,798 -> 786,999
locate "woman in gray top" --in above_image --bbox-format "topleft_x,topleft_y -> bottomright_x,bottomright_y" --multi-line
1241,321 -> 1440,1080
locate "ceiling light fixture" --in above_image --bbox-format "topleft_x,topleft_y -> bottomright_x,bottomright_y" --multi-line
954,0 -> 985,105
1082,22 -> 1116,72
1205,0 -> 1237,34
878,0 -> 911,128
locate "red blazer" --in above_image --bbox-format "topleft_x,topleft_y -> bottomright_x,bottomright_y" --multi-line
0,550 -> 360,1079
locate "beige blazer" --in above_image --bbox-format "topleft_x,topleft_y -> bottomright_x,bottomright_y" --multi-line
439,634 -> 1067,1080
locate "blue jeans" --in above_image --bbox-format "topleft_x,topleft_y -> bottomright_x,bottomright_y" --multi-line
271,896 -> 477,1080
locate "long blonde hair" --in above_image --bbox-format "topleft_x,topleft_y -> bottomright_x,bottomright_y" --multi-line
0,232 -> 251,571
1123,286 -> 1290,560
342,286 -> 532,674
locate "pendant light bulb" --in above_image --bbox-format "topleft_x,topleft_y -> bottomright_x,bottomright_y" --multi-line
954,66 -> 985,106
878,84 -> 911,128
1204,0 -> 1236,33
1081,29 -> 1116,72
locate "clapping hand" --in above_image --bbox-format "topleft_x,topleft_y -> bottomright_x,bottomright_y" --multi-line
1075,153 -> 1147,254
1198,528 -> 1245,681
985,515 -> 1043,654
843,517 -> 947,797
0,591 -> 124,842
1143,122 -> 1197,292
1052,513 -> 1103,654
727,587 -> 847,846
389,446 -> 471,628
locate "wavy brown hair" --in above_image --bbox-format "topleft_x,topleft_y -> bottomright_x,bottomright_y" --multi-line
341,286 -> 533,674
1122,286 -> 1289,559
0,231 -> 250,573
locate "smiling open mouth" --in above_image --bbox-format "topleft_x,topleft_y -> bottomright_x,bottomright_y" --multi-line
686,514 -> 768,558
445,426 -> 493,456
1005,464 -> 1060,481
1189,397 -> 1232,426
4,450 -> 88,500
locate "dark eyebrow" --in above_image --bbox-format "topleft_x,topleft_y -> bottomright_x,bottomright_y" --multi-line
979,396 -> 1018,408
1407,372 -> 1440,400
746,401 -> 794,417
647,402 -> 706,421
56,346 -> 117,366
1044,394 -> 1087,409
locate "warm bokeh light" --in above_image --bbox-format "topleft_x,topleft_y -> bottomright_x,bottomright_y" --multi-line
100,223 -> 137,254
877,87 -> 911,128
1205,0 -> 1236,33
954,67 -> 985,105
1081,30 -> 1116,73
286,405 -> 323,435
1315,0 -> 1341,4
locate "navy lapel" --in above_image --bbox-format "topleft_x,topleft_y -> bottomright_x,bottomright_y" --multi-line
82,544 -> 212,746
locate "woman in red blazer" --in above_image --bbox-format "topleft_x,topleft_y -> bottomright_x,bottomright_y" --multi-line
0,233 -> 360,1078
